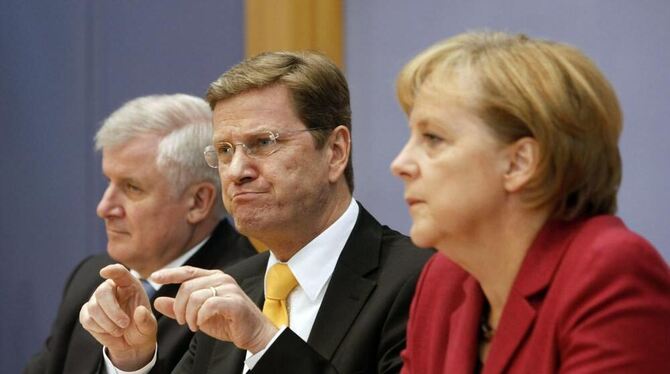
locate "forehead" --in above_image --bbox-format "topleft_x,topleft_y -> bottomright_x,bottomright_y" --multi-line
101,134 -> 161,178
409,75 -> 480,125
211,85 -> 304,140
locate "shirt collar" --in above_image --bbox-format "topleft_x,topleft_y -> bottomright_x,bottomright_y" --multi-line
130,235 -> 211,290
266,198 -> 359,301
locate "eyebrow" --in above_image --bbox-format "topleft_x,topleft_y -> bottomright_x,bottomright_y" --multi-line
214,128 -> 276,143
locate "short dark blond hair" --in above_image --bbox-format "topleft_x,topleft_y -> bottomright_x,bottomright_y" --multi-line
207,51 -> 354,192
397,31 -> 622,220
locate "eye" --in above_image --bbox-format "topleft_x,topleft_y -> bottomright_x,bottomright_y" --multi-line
255,134 -> 275,148
217,143 -> 234,155
125,183 -> 142,194
248,133 -> 276,156
421,132 -> 444,146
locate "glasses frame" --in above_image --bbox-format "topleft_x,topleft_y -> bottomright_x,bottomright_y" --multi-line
204,126 -> 331,169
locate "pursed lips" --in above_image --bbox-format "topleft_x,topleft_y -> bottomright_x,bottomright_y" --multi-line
230,190 -> 266,202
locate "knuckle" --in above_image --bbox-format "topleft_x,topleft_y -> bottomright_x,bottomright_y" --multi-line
181,279 -> 196,294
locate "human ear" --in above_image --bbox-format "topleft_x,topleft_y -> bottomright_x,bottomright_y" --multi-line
185,182 -> 217,224
503,137 -> 540,193
326,125 -> 351,184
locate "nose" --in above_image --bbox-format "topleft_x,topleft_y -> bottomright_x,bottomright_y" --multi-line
96,185 -> 124,219
390,141 -> 418,181
224,147 -> 258,185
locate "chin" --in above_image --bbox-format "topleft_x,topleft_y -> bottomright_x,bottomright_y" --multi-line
409,224 -> 439,249
232,214 -> 270,238
106,245 -> 132,264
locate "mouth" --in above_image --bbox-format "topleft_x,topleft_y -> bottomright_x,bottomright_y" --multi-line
405,197 -> 424,207
106,228 -> 130,236
231,191 -> 266,202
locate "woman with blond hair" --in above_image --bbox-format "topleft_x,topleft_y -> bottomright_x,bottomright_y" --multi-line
392,31 -> 670,373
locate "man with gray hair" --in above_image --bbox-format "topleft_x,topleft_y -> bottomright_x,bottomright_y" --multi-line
24,94 -> 256,374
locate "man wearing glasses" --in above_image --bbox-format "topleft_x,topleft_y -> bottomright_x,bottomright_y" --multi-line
79,52 -> 432,373
25,94 -> 257,374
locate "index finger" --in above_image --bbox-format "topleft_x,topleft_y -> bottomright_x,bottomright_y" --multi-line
150,266 -> 219,285
99,264 -> 138,288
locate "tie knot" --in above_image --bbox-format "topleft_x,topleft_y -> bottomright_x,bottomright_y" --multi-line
265,263 -> 297,300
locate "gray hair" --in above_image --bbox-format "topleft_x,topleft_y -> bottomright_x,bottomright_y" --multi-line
95,94 -> 224,216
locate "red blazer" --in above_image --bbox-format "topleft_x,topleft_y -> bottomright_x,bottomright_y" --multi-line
401,216 -> 670,373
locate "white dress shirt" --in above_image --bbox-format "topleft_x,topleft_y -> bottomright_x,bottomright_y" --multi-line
114,198 -> 359,374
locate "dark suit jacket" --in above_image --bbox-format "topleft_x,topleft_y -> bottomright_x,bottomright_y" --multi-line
172,204 -> 433,374
400,215 -> 670,373
24,219 -> 256,374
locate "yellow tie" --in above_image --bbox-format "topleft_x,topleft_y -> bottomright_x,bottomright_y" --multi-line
262,263 -> 298,327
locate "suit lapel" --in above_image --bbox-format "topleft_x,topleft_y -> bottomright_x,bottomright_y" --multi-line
484,220 -> 577,373
306,205 -> 381,360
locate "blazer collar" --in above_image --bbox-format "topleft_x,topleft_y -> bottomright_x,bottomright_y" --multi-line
305,204 -> 382,360
484,220 -> 580,373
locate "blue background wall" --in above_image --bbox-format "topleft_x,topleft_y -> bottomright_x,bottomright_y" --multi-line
1,1 -> 668,372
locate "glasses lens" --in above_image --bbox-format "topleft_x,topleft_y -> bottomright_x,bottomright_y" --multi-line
204,146 -> 218,168
248,131 -> 278,157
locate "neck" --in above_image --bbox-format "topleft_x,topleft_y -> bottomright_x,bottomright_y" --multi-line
438,207 -> 549,329
267,187 -> 352,262
136,217 -> 219,278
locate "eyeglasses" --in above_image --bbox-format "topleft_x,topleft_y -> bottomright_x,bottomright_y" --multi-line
204,127 -> 330,168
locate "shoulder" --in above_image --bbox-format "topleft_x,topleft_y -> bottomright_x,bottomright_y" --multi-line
560,216 -> 668,281
544,217 -> 670,369
64,253 -> 115,292
547,216 -> 670,331
355,203 -> 434,272
412,253 -> 470,308
378,225 -> 435,271
50,253 -> 114,321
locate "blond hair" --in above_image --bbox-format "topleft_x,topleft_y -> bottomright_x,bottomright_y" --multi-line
397,31 -> 622,220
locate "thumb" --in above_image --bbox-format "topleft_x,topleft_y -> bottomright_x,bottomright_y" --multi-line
133,305 -> 158,338
153,297 -> 177,320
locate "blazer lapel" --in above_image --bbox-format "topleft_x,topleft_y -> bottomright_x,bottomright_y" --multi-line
483,290 -> 536,373
306,205 -> 380,360
484,220 -> 577,373
444,277 -> 483,374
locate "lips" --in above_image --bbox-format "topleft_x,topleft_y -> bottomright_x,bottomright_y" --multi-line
230,190 -> 266,202
405,197 -> 424,207
106,228 -> 130,236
